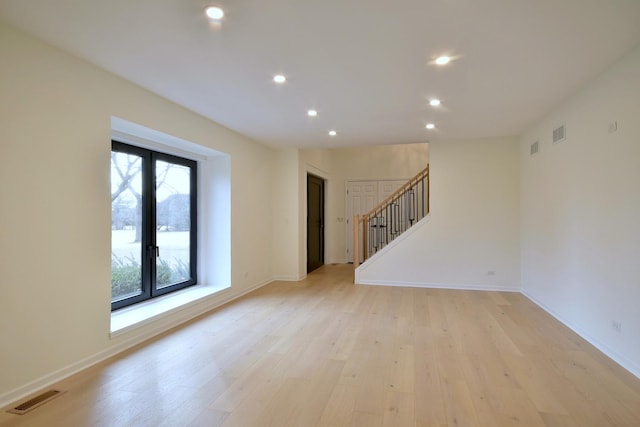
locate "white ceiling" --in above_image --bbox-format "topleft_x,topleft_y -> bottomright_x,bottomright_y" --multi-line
1,0 -> 640,149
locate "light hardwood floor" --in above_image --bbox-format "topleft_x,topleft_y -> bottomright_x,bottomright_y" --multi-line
2,264 -> 640,426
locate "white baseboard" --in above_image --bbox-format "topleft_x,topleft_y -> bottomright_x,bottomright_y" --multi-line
0,276 -> 275,409
273,275 -> 305,281
357,279 -> 520,292
327,259 -> 348,264
522,290 -> 640,380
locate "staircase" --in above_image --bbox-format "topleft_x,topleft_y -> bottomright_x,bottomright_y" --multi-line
353,165 -> 429,267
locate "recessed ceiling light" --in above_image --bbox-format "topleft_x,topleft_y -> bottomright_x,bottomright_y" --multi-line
429,99 -> 441,107
273,74 -> 286,84
307,110 -> 318,117
426,123 -> 435,130
435,56 -> 451,65
205,6 -> 224,20
328,130 -> 337,136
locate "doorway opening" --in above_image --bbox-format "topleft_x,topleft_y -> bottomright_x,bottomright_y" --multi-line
307,174 -> 325,273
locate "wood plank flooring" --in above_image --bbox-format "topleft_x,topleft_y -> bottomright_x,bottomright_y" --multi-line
2,264 -> 640,426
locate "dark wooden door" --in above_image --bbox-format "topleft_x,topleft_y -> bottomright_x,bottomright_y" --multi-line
307,174 -> 324,273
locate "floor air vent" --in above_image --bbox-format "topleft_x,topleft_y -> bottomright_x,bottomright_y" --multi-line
7,390 -> 65,415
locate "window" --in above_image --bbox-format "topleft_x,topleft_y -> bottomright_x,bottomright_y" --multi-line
111,141 -> 197,311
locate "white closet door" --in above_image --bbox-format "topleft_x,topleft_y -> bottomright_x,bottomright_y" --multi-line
345,179 -> 406,263
345,181 -> 377,263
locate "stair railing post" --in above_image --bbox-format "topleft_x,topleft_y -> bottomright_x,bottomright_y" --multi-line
353,214 -> 360,268
426,166 -> 430,215
363,215 -> 369,261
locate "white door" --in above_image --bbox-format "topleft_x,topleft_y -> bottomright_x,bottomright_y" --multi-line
345,180 -> 406,262
345,181 -> 377,263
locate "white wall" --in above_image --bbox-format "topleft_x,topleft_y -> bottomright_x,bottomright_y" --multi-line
357,138 -> 521,291
520,45 -> 640,377
331,143 -> 429,182
272,148 -> 302,280
0,23 -> 277,402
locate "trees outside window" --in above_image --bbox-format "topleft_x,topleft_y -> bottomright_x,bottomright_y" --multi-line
111,141 -> 197,310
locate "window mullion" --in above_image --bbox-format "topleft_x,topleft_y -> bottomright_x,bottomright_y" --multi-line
146,152 -> 158,297
140,150 -> 153,301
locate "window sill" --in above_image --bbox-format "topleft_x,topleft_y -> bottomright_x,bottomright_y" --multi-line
110,283 -> 229,337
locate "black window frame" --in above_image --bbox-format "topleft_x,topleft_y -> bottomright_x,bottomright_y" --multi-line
111,140 -> 198,311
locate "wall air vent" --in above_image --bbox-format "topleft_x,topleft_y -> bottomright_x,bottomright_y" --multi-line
530,140 -> 539,156
553,124 -> 566,143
